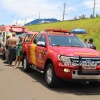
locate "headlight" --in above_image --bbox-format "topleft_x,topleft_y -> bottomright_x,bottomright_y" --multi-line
58,55 -> 71,64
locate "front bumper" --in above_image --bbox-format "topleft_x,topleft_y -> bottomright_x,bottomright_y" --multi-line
56,56 -> 100,79
72,70 -> 100,80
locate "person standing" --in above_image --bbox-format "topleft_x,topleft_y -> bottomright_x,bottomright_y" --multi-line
7,32 -> 17,65
14,36 -> 23,68
4,34 -> 11,63
87,38 -> 96,50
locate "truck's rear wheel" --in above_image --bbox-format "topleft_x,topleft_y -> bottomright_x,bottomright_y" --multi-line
23,55 -> 31,72
45,63 -> 60,88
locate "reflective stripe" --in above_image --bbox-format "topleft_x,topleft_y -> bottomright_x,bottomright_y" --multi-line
30,44 -> 36,65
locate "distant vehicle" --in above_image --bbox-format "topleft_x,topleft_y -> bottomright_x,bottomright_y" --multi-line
0,25 -> 28,59
0,25 -> 28,42
22,28 -> 100,88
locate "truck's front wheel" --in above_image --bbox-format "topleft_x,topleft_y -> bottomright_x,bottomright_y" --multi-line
45,63 -> 60,88
23,55 -> 31,72
89,81 -> 100,87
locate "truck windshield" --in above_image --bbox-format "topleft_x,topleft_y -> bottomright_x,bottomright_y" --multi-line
6,31 -> 12,35
48,35 -> 87,47
16,32 -> 26,39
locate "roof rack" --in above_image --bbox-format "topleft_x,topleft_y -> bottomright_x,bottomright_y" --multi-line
45,28 -> 70,33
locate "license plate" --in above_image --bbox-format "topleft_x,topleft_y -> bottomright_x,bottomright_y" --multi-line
84,65 -> 96,69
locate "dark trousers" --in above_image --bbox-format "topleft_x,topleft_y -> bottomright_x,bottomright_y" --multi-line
8,46 -> 16,64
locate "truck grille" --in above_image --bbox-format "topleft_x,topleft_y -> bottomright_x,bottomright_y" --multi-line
71,57 -> 100,75
71,57 -> 100,66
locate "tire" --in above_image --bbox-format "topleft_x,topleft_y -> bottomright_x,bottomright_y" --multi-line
89,81 -> 100,87
45,63 -> 60,88
23,55 -> 31,72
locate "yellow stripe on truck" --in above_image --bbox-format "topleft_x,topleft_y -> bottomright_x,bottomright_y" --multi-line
30,44 -> 36,65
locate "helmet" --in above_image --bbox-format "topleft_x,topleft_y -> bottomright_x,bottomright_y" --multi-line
7,33 -> 11,37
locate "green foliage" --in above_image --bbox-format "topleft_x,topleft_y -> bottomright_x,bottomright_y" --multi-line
26,17 -> 100,50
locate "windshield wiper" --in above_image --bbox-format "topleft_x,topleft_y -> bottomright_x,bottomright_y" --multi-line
51,44 -> 83,47
70,45 -> 83,47
52,44 -> 61,46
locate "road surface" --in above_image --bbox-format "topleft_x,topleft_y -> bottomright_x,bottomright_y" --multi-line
0,57 -> 100,100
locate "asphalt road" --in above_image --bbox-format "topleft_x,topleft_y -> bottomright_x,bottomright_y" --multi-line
0,57 -> 100,100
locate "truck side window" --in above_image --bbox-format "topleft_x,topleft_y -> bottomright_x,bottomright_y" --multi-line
24,34 -> 32,42
40,35 -> 46,43
33,34 -> 42,44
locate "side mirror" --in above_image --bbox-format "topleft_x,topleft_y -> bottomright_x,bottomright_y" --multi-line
37,41 -> 46,47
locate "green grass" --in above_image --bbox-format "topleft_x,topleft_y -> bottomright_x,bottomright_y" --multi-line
26,17 -> 100,50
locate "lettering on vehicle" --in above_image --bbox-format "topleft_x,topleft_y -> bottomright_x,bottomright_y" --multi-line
74,52 -> 99,56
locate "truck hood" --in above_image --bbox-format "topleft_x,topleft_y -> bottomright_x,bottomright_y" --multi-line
51,47 -> 100,57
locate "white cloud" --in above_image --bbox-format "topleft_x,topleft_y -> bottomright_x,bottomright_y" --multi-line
0,0 -> 76,24
66,7 -> 76,13
84,0 -> 100,14
12,18 -> 33,26
0,0 -> 61,18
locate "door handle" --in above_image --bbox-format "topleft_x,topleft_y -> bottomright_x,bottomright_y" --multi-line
43,50 -> 47,55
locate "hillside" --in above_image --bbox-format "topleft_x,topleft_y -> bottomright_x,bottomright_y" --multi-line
26,17 -> 100,50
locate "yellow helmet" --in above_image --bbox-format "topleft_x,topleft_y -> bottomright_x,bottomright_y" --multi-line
7,33 -> 11,37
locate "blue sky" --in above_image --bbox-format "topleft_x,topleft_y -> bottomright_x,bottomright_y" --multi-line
0,0 -> 100,25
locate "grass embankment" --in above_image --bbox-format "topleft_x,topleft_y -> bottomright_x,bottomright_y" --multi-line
26,18 -> 100,50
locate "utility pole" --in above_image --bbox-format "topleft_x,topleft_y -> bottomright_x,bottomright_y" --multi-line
39,12 -> 40,24
63,3 -> 66,21
24,17 -> 26,25
93,0 -> 96,18
16,20 -> 18,26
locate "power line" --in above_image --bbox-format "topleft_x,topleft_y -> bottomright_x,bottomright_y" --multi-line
40,7 -> 61,13
65,8 -> 93,15
67,1 -> 81,6
39,1 -> 82,14
27,0 -> 99,21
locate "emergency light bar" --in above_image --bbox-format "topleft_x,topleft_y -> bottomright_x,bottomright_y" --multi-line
45,28 -> 70,33
9,26 -> 28,32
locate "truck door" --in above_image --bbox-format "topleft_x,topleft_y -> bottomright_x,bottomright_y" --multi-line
23,34 -> 33,63
30,34 -> 42,66
35,35 -> 47,69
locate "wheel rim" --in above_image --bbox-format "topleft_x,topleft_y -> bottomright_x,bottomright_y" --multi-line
23,57 -> 27,69
46,68 -> 52,84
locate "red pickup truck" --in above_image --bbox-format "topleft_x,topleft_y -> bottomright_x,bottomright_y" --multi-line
22,28 -> 100,88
